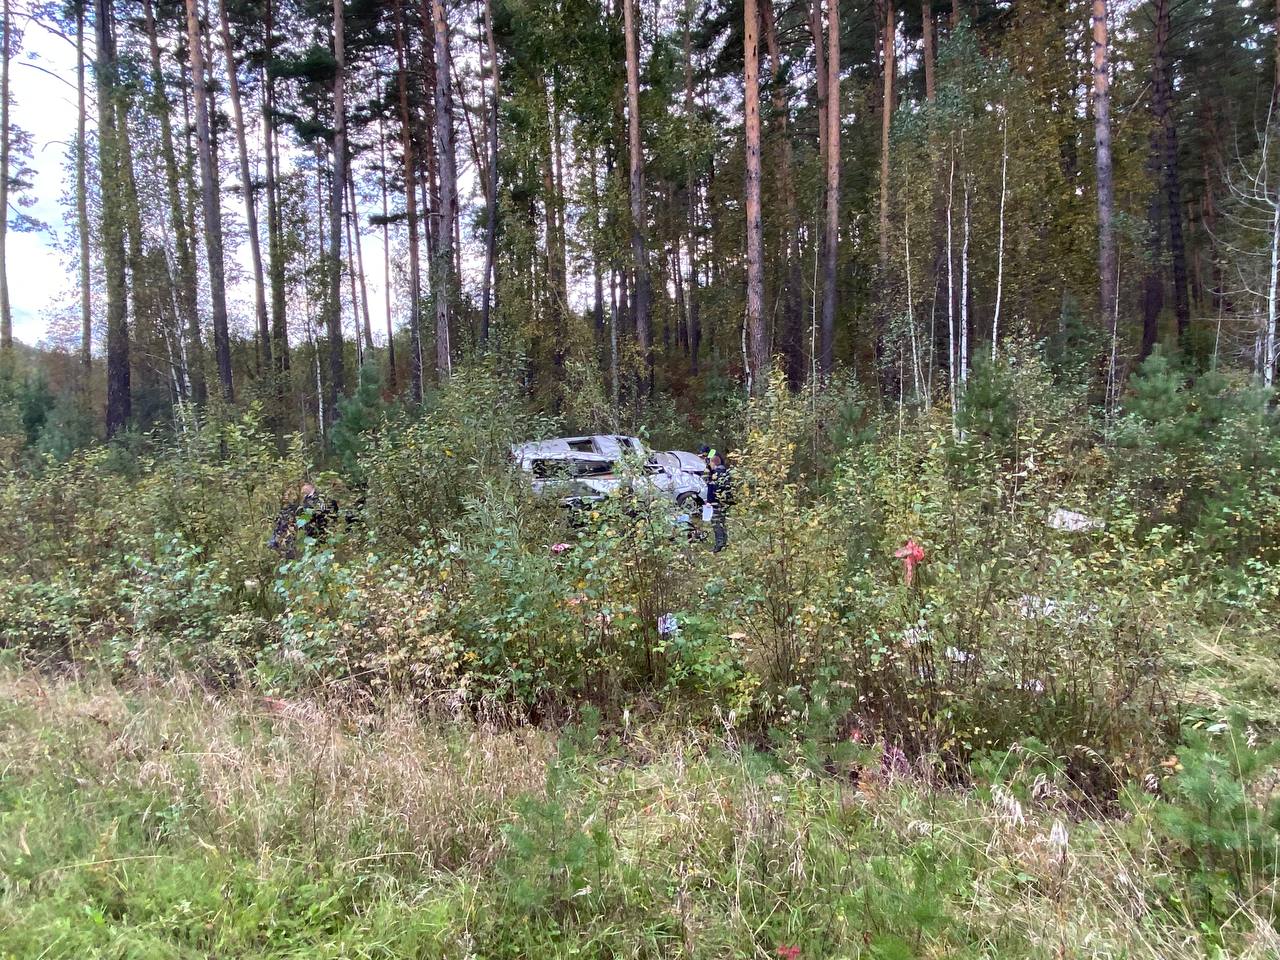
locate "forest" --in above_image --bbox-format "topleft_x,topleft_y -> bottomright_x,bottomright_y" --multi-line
2,0 -> 1280,957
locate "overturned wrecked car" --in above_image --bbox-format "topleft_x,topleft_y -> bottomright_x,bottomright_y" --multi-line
510,434 -> 708,509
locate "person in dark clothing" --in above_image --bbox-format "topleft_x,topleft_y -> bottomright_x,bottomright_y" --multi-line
269,481 -> 338,559
704,448 -> 732,552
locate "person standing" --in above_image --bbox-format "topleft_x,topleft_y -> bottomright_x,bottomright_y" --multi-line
269,481 -> 338,558
704,448 -> 732,552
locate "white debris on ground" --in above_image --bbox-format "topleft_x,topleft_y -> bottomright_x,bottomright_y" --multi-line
1015,595 -> 1061,620
1047,508 -> 1103,532
902,626 -> 931,647
1013,594 -> 1100,625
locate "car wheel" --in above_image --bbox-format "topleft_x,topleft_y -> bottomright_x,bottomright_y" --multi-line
676,492 -> 703,509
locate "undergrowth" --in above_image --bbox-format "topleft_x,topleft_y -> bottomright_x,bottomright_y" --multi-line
1,667 -> 1278,959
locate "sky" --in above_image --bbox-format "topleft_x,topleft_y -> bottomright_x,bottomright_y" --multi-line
9,16 -> 80,346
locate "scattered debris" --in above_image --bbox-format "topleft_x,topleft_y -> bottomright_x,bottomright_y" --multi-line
1013,594 -> 1099,625
1047,508 -> 1103,532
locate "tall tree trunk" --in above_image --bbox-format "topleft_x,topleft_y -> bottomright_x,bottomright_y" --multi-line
875,0 -> 895,389
809,0 -> 828,173
946,147 -> 956,432
1152,0 -> 1189,340
343,184 -> 363,369
115,92 -> 149,397
217,0 -> 270,371
744,0 -> 766,395
0,0 -> 11,359
377,100 -> 397,390
1266,189 -> 1279,389
178,36 -> 207,397
481,0 -> 499,343
922,0 -> 935,101
393,0 -> 423,401
327,0 -> 347,417
142,0 -> 201,399
819,0 -> 839,376
1140,142 -> 1164,363
551,79 -> 568,325
185,0 -> 233,401
671,241 -> 687,355
960,170 -> 970,387
264,0 -> 288,375
683,0 -> 701,375
623,0 -> 652,390
878,2 -> 894,271
991,115 -> 1008,361
77,3 -> 92,376
1091,0 -> 1116,339
540,77 -> 567,374
96,0 -> 131,433
347,170 -> 374,353
591,146 -> 605,343
761,0 -> 802,386
431,0 -> 456,378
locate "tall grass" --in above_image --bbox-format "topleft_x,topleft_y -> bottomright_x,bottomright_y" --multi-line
2,664 -> 1276,959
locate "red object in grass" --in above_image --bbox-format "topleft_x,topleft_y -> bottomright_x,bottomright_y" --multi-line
894,539 -> 926,586
776,946 -> 801,960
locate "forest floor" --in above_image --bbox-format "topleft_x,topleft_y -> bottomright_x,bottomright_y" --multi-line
3,659 -> 1278,960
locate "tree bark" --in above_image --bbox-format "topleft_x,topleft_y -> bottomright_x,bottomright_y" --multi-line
115,91 -> 149,398
760,0 -> 802,387
347,170 -> 374,353
1152,0 -> 1189,340
77,3 -> 91,375
393,0 -> 423,401
819,0 -> 839,376
623,0 -> 652,390
1140,142 -> 1164,363
945,147 -> 956,433
1091,0 -> 1116,336
481,0 -> 499,343
991,116 -> 1007,361
877,1 -> 894,271
744,0 -> 767,395
683,1 -> 701,374
264,0 -> 288,375
217,0 -> 271,371
1266,190 -> 1279,388
875,0 -> 895,389
809,0 -> 828,174
327,0 -> 347,417
185,0 -> 233,402
96,0 -> 132,433
590,146 -> 604,343
342,189 -> 362,372
377,95 -> 396,390
142,0 -> 202,399
431,0 -> 456,379
960,170 -> 970,387
922,0 -> 935,102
